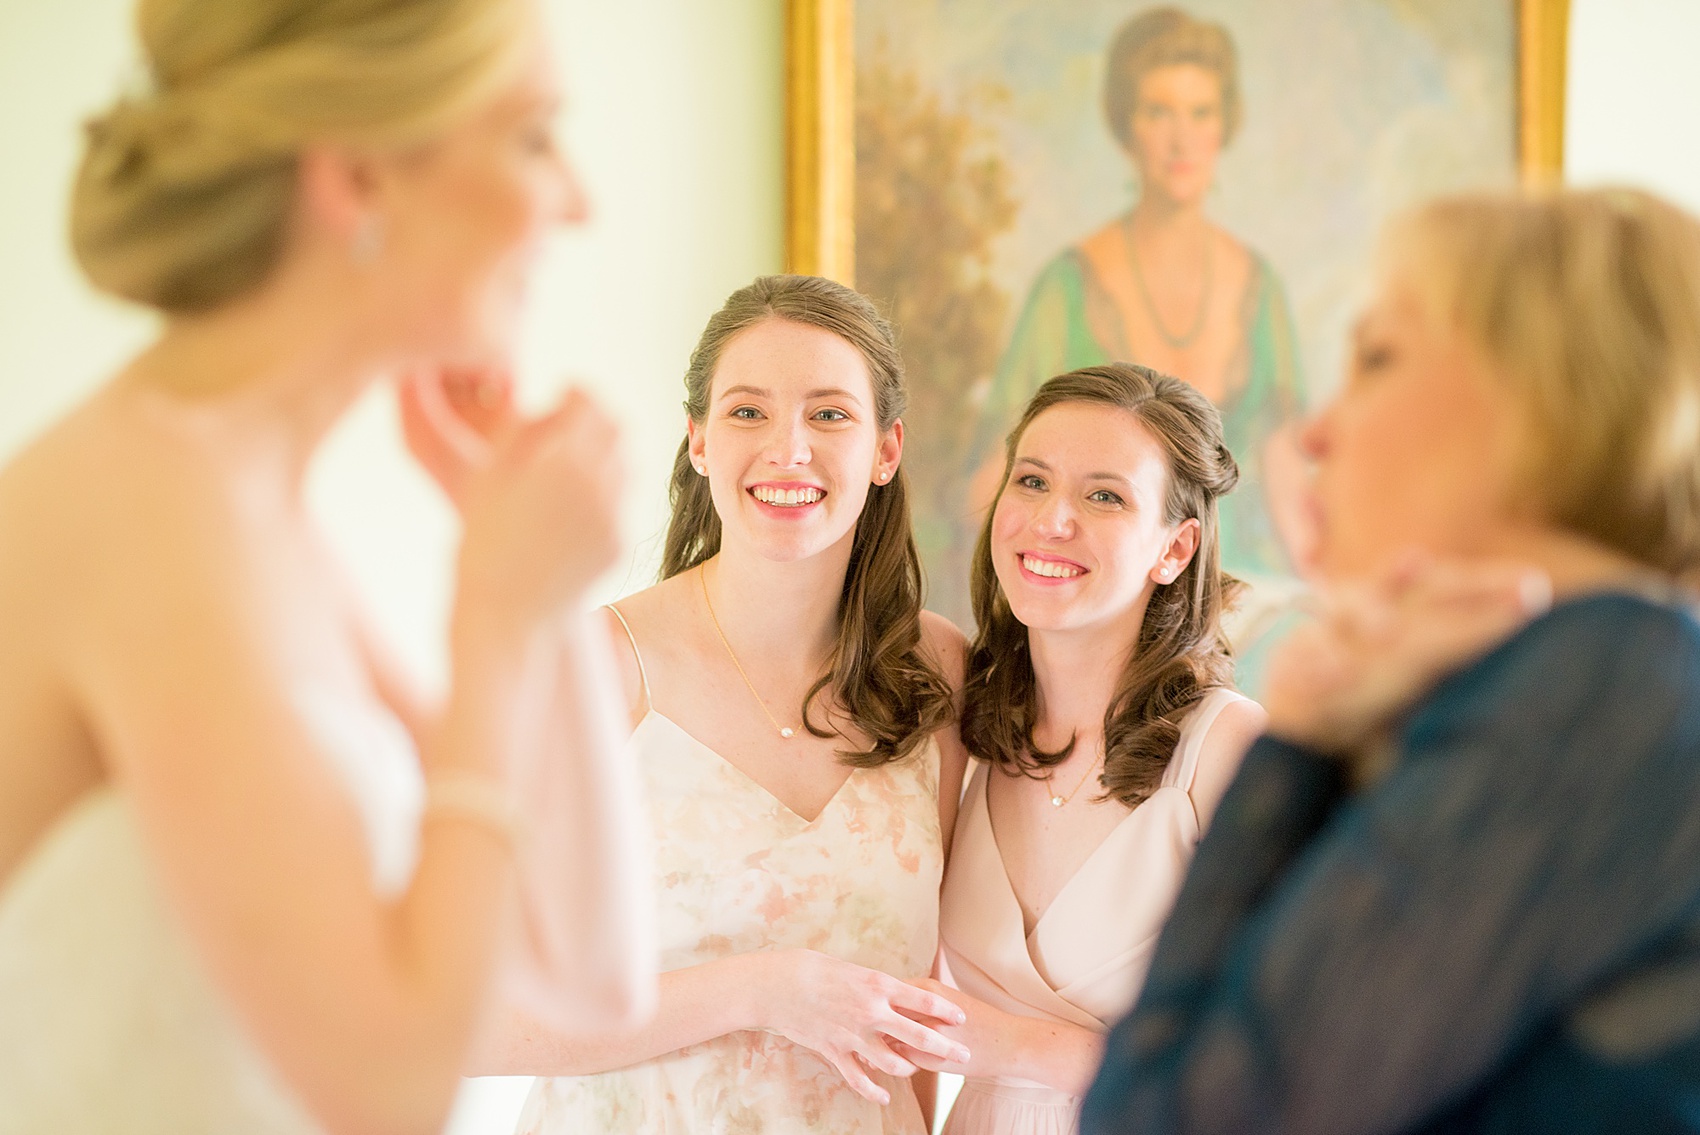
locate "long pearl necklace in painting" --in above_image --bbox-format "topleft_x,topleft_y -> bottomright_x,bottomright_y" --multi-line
1123,212 -> 1214,350
1047,740 -> 1105,808
700,563 -> 804,740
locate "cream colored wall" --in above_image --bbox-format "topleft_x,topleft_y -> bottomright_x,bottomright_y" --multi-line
1567,0 -> 1700,214
2,0 -> 1698,1130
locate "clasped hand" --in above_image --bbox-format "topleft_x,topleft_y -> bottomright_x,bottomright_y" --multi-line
757,951 -> 969,1106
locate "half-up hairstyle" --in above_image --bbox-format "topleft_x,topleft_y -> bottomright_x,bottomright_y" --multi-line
661,275 -> 955,768
72,0 -> 530,313
962,363 -> 1242,809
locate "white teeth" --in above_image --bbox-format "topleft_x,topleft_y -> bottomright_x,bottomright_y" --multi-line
1023,555 -> 1083,579
752,485 -> 823,506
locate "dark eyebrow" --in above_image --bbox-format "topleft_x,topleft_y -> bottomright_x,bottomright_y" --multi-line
715,384 -> 865,404
805,387 -> 864,404
1013,457 -> 1132,489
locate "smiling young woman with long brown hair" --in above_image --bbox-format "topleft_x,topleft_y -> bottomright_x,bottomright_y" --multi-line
475,274 -> 973,1134
898,363 -> 1265,1135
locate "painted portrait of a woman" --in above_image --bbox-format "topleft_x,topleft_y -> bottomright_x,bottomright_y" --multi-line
967,7 -> 1310,668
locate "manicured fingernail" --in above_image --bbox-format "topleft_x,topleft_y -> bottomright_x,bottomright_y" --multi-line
955,1047 -> 971,1062
955,1011 -> 967,1024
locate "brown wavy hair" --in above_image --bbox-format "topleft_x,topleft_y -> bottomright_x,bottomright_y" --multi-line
661,275 -> 955,768
1104,7 -> 1242,150
962,363 -> 1242,808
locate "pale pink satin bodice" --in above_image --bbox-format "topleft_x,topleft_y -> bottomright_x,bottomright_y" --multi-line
939,688 -> 1248,1135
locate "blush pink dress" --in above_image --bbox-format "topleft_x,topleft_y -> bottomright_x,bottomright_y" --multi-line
517,608 -> 943,1135
938,687 -> 1249,1135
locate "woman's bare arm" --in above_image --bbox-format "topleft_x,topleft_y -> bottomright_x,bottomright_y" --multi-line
65,394 -> 645,1135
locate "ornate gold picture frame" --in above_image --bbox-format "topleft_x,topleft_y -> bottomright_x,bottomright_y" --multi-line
784,0 -> 1570,645
786,0 -> 1569,281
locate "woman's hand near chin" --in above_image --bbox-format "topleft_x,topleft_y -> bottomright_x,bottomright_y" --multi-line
452,386 -> 624,632
1265,552 -> 1553,769
399,366 -> 520,511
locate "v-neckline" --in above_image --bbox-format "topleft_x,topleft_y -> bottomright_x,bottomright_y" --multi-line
642,709 -> 860,826
980,765 -> 1150,938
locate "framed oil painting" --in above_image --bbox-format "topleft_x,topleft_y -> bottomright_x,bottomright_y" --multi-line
786,0 -> 1568,688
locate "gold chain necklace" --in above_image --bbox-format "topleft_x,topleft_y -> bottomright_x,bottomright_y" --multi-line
700,563 -> 801,740
1047,740 -> 1104,808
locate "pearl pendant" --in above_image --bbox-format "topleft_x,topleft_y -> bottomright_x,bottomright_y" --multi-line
1050,795 -> 1065,807
780,727 -> 794,738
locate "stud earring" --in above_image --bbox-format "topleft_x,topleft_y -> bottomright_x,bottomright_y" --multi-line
878,471 -> 891,482
352,214 -> 385,263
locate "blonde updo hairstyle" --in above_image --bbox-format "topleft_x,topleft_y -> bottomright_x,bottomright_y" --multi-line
72,0 -> 531,314
1383,187 -> 1700,578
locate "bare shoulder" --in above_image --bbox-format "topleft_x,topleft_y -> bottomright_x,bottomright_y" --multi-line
597,572 -> 700,726
916,610 -> 968,685
1078,216 -> 1126,261
1208,223 -> 1256,296
1207,695 -> 1268,748
603,571 -> 696,641
0,394 -> 246,618
1190,694 -> 1267,830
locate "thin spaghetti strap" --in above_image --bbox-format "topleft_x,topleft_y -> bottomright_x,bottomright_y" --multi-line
602,604 -> 652,716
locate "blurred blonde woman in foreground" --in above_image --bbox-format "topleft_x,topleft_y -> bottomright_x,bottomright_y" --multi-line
1084,187 -> 1700,1134
0,1 -> 653,1132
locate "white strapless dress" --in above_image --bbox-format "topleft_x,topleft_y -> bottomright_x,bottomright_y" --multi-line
0,694 -> 424,1134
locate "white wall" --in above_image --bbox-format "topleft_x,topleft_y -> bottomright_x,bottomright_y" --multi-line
1566,0 -> 1700,214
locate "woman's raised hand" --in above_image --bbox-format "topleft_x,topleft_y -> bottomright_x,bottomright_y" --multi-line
1265,552 -> 1552,765
754,950 -> 969,1105
399,367 -> 521,509
454,386 -> 623,629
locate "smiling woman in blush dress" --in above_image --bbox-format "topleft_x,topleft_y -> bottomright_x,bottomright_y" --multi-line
904,364 -> 1265,1135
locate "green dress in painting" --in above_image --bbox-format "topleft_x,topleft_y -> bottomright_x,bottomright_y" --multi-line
969,241 -> 1306,688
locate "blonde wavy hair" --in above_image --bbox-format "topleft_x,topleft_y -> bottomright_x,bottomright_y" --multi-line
72,0 -> 530,314
1383,187 -> 1700,578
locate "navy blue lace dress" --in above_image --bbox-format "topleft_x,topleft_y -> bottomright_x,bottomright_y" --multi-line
1082,592 -> 1700,1135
